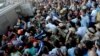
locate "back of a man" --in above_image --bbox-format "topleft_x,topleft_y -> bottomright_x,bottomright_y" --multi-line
96,12 -> 100,22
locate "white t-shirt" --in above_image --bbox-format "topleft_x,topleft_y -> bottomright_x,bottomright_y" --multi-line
46,16 -> 58,21
11,51 -> 21,56
49,48 -> 58,55
49,47 -> 66,56
46,23 -> 57,33
25,32 -> 30,37
91,9 -> 97,22
71,18 -> 78,23
76,27 -> 87,37
60,46 -> 67,55
46,16 -> 51,21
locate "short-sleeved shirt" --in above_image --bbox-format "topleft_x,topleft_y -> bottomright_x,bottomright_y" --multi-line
68,47 -> 75,56
80,15 -> 89,27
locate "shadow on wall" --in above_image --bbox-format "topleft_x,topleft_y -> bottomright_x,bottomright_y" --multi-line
0,5 -> 18,35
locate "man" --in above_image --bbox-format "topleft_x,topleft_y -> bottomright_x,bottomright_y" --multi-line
95,23 -> 100,38
76,22 -> 87,38
90,3 -> 98,27
45,17 -> 57,33
84,40 -> 97,56
81,27 -> 99,42
80,9 -> 89,27
49,40 -> 64,56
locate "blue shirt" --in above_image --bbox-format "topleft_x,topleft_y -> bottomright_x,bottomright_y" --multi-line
81,15 -> 89,27
68,47 -> 75,56
76,27 -> 87,37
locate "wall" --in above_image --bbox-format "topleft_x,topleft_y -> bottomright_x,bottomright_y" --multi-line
0,3 -> 20,35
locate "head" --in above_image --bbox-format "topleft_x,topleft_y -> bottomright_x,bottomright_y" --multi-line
80,9 -> 86,16
59,36 -> 65,46
42,46 -> 49,54
93,2 -> 98,8
46,29 -> 52,37
74,10 -> 79,16
28,36 -> 34,42
2,35 -> 7,41
69,27 -> 76,34
27,42 -> 33,48
33,41 -> 38,48
10,33 -> 17,40
54,40 -> 61,48
58,23 -> 66,29
7,43 -> 13,48
70,37 -> 77,47
75,22 -> 81,28
74,47 -> 83,56
87,27 -> 95,37
83,40 -> 94,50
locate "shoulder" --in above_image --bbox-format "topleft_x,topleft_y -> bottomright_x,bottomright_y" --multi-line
49,48 -> 57,54
88,51 -> 97,56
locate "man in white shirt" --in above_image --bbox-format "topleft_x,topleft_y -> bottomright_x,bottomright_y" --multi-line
76,22 -> 87,38
46,21 -> 57,33
91,8 -> 97,23
80,9 -> 90,27
90,3 -> 98,27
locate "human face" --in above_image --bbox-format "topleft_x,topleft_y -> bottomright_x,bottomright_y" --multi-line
33,42 -> 38,47
88,33 -> 94,38
2,35 -> 7,40
80,10 -> 84,15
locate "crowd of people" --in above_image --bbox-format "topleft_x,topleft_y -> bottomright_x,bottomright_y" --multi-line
0,0 -> 100,56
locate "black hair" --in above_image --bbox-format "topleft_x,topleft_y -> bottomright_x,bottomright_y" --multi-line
84,40 -> 94,50
42,46 -> 49,54
21,35 -> 27,42
77,16 -> 81,20
59,36 -> 65,46
74,47 -> 83,56
70,21 -> 76,27
94,2 -> 98,8
11,46 -> 17,52
0,51 -> 4,56
98,28 -> 100,31
82,9 -> 87,14
28,26 -> 36,35
52,20 -> 60,26
76,21 -> 81,27
54,40 -> 61,48
27,42 -> 33,48
45,31 -> 52,37
70,38 -> 77,47
9,33 -> 16,40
